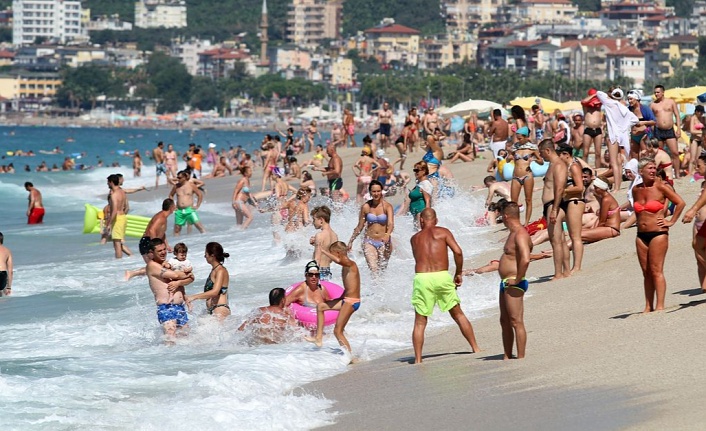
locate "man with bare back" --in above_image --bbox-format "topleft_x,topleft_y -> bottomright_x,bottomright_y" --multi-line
497,202 -> 532,359
410,208 -> 480,364
169,170 -> 205,236
487,109 -> 509,157
582,89 -> 604,168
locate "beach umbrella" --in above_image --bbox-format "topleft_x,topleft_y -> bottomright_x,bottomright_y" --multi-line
440,99 -> 502,118
664,86 -> 706,103
560,100 -> 582,112
509,97 -> 563,113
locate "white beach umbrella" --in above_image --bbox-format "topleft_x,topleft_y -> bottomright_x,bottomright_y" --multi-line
441,99 -> 502,118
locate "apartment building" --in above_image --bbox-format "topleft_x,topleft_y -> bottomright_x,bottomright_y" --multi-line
599,2 -> 667,35
331,57 -> 353,86
418,34 -> 477,70
606,45 -> 645,87
562,38 -> 625,81
12,0 -> 83,46
174,38 -> 212,76
134,0 -> 187,29
515,0 -> 578,24
0,70 -> 61,99
286,0 -> 342,49
485,39 -> 561,71
654,35 -> 699,79
363,21 -> 420,67
197,47 -> 252,79
444,0 -> 509,31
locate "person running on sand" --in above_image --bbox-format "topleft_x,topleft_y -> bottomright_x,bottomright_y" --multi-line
146,238 -> 194,342
125,198 -> 176,281
310,206 -> 338,281
410,208 -> 480,364
306,242 -> 361,361
348,180 -> 394,274
632,158 -> 684,312
169,170 -> 205,236
24,182 -> 44,225
185,242 -> 231,320
232,165 -> 255,229
581,178 -> 621,243
0,232 -> 13,297
238,288 -> 298,344
498,202 -> 532,359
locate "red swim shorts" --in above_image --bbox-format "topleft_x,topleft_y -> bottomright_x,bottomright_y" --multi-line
28,207 -> 45,224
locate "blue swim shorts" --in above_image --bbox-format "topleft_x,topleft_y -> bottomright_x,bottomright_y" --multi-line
500,278 -> 529,294
157,303 -> 189,326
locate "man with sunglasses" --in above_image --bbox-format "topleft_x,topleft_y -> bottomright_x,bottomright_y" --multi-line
284,261 -> 331,307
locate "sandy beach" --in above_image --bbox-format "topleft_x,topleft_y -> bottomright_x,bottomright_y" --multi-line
130,142 -> 706,430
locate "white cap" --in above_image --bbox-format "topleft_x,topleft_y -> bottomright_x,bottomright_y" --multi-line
376,149 -> 385,158
208,143 -> 216,148
593,178 -> 610,190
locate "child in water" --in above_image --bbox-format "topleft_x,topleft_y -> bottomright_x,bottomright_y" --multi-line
163,242 -> 192,306
306,241 -> 361,363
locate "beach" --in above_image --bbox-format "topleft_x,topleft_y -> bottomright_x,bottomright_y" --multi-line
293,153 -> 706,430
3,127 -> 706,429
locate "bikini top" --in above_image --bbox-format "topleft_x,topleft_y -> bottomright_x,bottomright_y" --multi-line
302,284 -> 322,308
242,186 -> 250,194
633,200 -> 665,214
366,212 -> 388,224
422,149 -> 441,167
204,264 -> 228,295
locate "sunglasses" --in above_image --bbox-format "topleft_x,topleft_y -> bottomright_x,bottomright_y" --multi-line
413,169 -> 421,173
306,272 -> 320,277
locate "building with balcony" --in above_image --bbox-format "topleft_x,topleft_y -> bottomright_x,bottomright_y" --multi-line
363,20 -> 420,67
485,39 -> 561,72
174,38 -> 212,76
514,0 -> 578,24
286,0 -> 342,49
331,57 -> 353,86
197,47 -> 253,80
86,15 -> 133,32
134,0 -> 186,29
599,2 -> 668,36
0,70 -> 61,100
444,0 -> 510,32
653,35 -> 699,79
12,0 -> 84,46
268,46 -> 313,74
418,34 -> 477,70
561,38 -> 625,82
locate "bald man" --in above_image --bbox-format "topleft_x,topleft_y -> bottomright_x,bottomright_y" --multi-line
410,208 -> 480,364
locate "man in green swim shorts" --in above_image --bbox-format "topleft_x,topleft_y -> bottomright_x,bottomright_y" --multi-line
169,170 -> 206,236
410,208 -> 480,364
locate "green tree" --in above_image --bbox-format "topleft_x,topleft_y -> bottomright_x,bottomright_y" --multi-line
142,52 -> 192,113
56,65 -> 117,109
190,76 -> 222,111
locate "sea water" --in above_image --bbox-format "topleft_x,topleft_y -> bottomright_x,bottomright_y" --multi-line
0,126 -> 504,430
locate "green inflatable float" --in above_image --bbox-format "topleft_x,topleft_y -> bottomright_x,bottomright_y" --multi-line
83,203 -> 150,238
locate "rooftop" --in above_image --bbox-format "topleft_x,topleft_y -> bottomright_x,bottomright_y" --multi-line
364,24 -> 420,35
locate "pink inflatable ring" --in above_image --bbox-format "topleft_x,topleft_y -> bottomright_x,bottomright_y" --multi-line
285,280 -> 344,327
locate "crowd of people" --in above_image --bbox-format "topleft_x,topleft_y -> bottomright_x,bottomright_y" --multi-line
10,83 -> 706,365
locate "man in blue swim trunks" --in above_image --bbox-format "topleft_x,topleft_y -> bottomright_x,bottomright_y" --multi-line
146,238 -> 194,342
497,202 -> 532,359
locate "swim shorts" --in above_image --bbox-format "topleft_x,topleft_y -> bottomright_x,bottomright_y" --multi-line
697,222 -> 706,239
379,123 -> 391,137
157,303 -> 189,326
28,207 -> 45,224
155,163 -> 167,176
328,177 -> 343,191
500,278 -> 529,294
0,270 -> 7,290
411,271 -> 460,316
655,127 -> 676,141
111,214 -> 127,240
139,236 -> 151,255
320,266 -> 332,281
174,207 -> 200,226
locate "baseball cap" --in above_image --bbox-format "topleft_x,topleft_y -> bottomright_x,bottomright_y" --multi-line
208,143 -> 216,148
305,260 -> 320,274
516,126 -> 530,137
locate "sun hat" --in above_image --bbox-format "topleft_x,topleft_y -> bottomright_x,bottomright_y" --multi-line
593,178 -> 610,190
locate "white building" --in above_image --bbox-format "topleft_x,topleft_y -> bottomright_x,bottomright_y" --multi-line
174,38 -> 212,76
134,0 -> 187,29
12,0 -> 84,46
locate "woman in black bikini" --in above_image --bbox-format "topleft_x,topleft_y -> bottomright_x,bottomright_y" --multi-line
186,242 -> 231,320
510,128 -> 543,225
632,158 -> 684,313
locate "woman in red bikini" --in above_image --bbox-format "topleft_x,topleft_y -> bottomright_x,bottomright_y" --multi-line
632,158 -> 684,313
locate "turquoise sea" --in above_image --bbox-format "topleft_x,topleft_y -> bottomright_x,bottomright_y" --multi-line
0,125 -> 501,430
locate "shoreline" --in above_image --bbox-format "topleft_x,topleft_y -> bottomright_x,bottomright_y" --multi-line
297,159 -> 706,429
